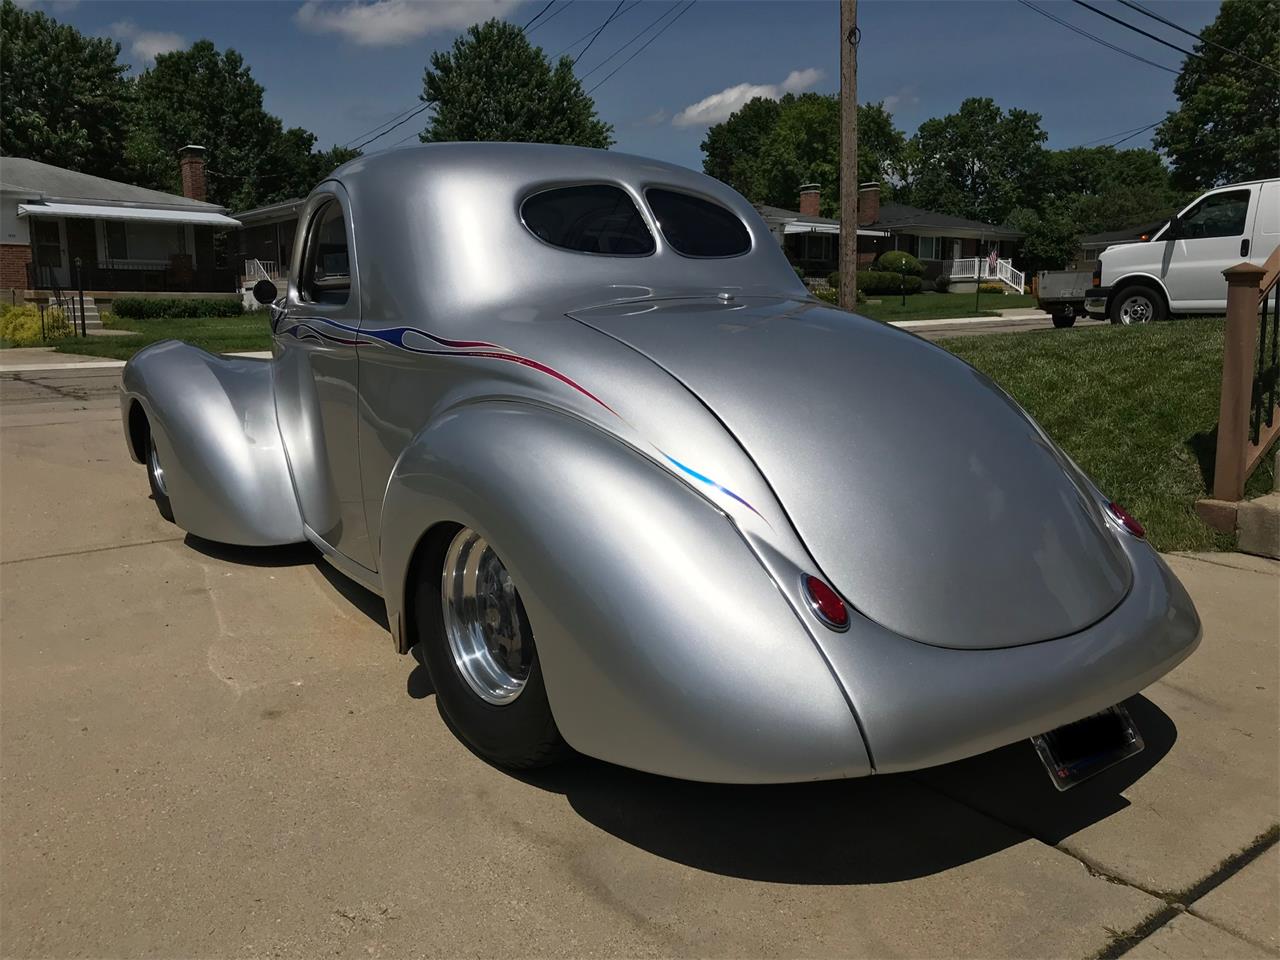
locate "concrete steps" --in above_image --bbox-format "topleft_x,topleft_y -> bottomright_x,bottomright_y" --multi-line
1236,447 -> 1280,560
49,296 -> 102,330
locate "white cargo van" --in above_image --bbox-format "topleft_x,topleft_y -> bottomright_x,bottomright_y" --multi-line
1084,177 -> 1279,324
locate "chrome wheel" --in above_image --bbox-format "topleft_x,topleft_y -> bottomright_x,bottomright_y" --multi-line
148,437 -> 167,497
1117,293 -> 1154,325
440,528 -> 532,705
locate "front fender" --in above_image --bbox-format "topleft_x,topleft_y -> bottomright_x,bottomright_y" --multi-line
379,401 -> 872,784
120,340 -> 304,546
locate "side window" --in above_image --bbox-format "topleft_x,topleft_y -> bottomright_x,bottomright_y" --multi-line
645,188 -> 751,257
301,201 -> 351,304
521,185 -> 654,256
1177,190 -> 1250,240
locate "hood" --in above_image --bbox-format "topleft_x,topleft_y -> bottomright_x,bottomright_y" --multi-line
570,296 -> 1131,650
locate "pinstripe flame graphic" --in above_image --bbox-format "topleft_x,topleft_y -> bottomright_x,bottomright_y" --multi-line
277,314 -> 764,521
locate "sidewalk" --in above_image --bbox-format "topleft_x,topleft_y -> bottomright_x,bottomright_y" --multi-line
0,346 -> 271,373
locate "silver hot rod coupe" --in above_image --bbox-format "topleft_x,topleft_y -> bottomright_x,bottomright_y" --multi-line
120,143 -> 1200,787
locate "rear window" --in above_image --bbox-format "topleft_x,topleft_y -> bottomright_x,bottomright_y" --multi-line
521,185 -> 654,256
645,188 -> 751,257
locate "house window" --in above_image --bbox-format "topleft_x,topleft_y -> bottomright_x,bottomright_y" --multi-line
1176,190 -> 1250,240
101,221 -> 188,262
520,184 -> 654,256
31,218 -> 61,269
301,201 -> 351,305
917,236 -> 939,260
644,188 -> 750,258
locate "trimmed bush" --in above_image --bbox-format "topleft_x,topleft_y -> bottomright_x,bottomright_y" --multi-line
814,286 -> 838,305
875,251 -> 924,277
112,297 -> 243,319
978,282 -> 1005,294
855,270 -> 922,295
0,304 -> 72,344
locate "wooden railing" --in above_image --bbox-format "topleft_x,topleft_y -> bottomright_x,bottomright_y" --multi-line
1210,248 -> 1280,504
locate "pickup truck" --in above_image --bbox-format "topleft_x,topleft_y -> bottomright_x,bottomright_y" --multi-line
1036,270 -> 1094,328
1085,177 -> 1280,324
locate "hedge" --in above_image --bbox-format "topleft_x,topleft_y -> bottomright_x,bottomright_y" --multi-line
111,297 -> 243,319
856,270 -> 922,295
875,250 -> 924,277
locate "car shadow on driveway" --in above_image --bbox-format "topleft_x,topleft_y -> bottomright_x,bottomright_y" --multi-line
511,695 -> 1175,885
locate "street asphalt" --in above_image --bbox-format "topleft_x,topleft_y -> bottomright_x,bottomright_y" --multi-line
0,364 -> 1276,959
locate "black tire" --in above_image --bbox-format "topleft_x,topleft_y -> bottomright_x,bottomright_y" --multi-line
145,432 -> 175,523
413,524 -> 566,769
1051,308 -> 1076,329
1109,284 -> 1166,325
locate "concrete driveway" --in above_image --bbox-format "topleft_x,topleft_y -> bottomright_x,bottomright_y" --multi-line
1,366 -> 1276,959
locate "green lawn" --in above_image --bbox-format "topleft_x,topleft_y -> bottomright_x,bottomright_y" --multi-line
939,317 -> 1276,553
47,312 -> 272,361
856,291 -> 1037,322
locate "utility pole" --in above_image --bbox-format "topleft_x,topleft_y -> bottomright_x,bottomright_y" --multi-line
839,0 -> 858,311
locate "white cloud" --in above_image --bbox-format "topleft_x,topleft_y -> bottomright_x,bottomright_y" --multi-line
110,21 -> 185,62
635,108 -> 668,127
882,85 -> 920,112
295,0 -> 520,46
672,68 -> 822,128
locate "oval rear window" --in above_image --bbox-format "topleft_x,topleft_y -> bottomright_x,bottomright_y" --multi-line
645,188 -> 751,257
521,185 -> 654,256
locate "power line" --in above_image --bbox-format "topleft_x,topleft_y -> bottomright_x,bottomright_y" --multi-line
587,0 -> 694,95
551,1 -> 637,59
522,0 -> 556,31
1115,0 -> 1280,77
572,0 -> 625,67
1109,120 -> 1161,148
1015,0 -> 1179,74
526,0 -> 572,34
1070,0 -> 1199,61
351,102 -> 432,151
1074,119 -> 1161,148
578,1 -> 683,80
342,101 -> 426,149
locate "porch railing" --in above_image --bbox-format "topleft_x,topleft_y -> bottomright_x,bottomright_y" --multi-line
243,259 -> 281,283
944,257 -> 1025,294
1198,249 -> 1280,521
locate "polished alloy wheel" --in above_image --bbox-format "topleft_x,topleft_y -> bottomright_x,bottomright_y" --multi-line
148,437 -> 168,497
441,528 -> 533,705
1117,293 -> 1154,325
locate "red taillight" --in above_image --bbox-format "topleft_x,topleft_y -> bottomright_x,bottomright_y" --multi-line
1108,502 -> 1145,539
803,575 -> 850,630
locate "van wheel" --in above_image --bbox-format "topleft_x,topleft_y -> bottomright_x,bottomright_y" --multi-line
1110,285 -> 1166,325
414,524 -> 566,769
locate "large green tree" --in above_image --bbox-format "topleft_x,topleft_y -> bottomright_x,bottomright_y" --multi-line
896,97 -> 1046,225
127,41 -> 356,209
701,95 -> 904,215
0,0 -> 133,179
1154,0 -> 1279,189
420,19 -> 612,147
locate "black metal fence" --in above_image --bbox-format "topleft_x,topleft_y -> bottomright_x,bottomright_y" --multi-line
26,260 -> 236,293
1251,289 -> 1279,445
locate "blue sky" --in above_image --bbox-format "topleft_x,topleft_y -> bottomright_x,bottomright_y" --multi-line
44,0 -> 1220,171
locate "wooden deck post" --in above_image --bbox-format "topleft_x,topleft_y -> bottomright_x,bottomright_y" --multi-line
1212,262 -> 1267,502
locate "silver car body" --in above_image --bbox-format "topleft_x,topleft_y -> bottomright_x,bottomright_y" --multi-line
120,143 -> 1200,783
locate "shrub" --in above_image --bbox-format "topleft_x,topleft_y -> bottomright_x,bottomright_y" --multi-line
111,297 -> 243,319
935,275 -> 950,293
0,304 -> 72,344
855,270 -> 922,295
827,271 -> 841,290
921,278 -> 936,293
814,286 -> 838,305
875,251 -> 925,277
978,282 -> 1005,294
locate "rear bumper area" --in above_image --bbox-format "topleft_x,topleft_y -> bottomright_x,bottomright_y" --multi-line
816,536 -> 1200,774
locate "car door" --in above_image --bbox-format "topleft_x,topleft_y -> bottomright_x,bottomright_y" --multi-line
272,185 -> 375,570
1160,186 -> 1256,312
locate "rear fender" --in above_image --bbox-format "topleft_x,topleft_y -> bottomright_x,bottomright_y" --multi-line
379,400 -> 872,784
120,340 -> 304,546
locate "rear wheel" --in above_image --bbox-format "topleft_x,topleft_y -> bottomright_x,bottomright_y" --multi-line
1109,285 -> 1166,325
414,525 -> 565,768
146,433 -> 175,522
1051,306 -> 1076,328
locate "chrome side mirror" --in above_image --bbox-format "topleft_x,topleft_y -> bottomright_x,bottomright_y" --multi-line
252,278 -> 278,305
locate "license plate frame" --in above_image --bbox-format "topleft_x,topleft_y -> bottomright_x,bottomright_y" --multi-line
1031,704 -> 1144,791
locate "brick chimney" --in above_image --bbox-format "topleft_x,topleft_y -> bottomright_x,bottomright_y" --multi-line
858,182 -> 880,226
798,183 -> 821,218
178,144 -> 208,202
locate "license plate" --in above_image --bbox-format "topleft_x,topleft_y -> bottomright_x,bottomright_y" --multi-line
1031,704 -> 1143,791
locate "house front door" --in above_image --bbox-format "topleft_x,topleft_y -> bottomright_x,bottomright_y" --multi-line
30,218 -> 69,288
951,238 -> 962,262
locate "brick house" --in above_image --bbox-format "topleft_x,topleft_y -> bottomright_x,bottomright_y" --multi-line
758,183 -> 1025,290
0,147 -> 241,299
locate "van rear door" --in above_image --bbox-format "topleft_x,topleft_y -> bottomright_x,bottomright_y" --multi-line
1251,180 -> 1280,269
1161,185 -> 1257,312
